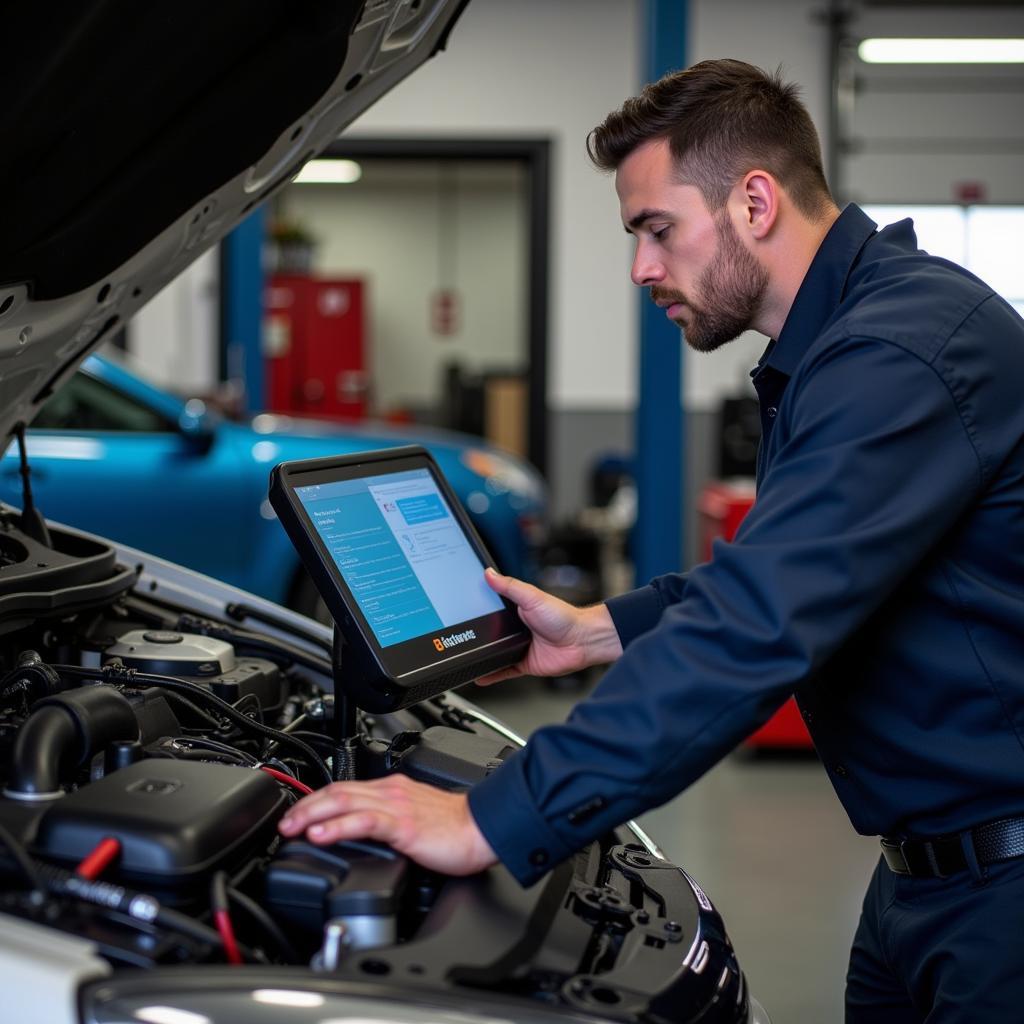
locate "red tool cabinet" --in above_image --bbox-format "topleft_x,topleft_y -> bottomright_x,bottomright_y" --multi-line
697,479 -> 814,750
264,275 -> 369,419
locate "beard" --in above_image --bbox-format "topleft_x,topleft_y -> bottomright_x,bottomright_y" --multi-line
651,214 -> 769,353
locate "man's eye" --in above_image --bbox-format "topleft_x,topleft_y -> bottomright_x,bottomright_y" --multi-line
651,226 -> 669,241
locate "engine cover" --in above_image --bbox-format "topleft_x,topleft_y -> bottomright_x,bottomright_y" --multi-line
33,759 -> 286,889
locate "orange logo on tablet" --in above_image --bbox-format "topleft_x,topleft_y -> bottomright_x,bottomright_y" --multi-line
432,629 -> 476,653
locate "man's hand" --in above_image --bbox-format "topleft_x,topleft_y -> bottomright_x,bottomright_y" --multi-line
479,567 -> 623,684
277,776 -> 498,876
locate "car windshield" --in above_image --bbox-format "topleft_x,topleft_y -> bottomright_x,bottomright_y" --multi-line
32,369 -> 177,433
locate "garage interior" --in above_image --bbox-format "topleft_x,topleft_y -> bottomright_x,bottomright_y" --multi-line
100,0 -> 1024,1020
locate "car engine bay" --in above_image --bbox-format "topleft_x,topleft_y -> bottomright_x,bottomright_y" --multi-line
0,508 -> 756,1024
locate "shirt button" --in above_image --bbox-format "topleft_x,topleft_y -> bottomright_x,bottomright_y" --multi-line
529,848 -> 549,867
833,764 -> 848,777
766,406 -> 778,419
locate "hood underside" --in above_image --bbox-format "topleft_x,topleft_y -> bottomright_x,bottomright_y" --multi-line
0,0 -> 470,447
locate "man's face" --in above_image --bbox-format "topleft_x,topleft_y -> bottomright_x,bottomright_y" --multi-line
615,138 -> 768,352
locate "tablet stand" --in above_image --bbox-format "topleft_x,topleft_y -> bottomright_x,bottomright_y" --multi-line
331,624 -> 360,781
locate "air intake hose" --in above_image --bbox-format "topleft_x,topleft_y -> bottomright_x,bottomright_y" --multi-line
6,685 -> 138,799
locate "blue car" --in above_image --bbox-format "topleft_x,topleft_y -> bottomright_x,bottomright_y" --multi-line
0,353 -> 547,619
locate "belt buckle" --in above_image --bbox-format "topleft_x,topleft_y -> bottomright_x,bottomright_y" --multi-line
881,838 -> 940,877
880,837 -> 911,875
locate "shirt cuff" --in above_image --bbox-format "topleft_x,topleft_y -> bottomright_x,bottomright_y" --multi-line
468,751 -> 577,887
605,585 -> 665,648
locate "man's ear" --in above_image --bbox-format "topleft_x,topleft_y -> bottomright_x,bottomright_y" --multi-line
733,171 -> 779,241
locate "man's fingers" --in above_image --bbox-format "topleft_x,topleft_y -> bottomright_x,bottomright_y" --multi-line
277,777 -> 498,876
279,780 -> 397,834
474,672 -> 505,686
484,567 -> 542,609
475,665 -> 523,686
279,785 -> 406,847
306,809 -> 398,847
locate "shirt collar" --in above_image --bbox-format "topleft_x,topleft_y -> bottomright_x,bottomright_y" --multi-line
762,203 -> 878,377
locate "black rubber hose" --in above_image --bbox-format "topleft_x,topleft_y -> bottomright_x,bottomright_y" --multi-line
157,689 -> 221,730
0,822 -> 46,892
168,736 -> 259,766
227,885 -> 300,962
40,866 -> 224,948
0,652 -> 61,709
56,664 -> 331,786
7,685 -> 137,797
6,707 -> 77,798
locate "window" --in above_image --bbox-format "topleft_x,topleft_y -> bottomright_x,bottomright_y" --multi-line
861,204 -> 1024,318
33,373 -> 176,433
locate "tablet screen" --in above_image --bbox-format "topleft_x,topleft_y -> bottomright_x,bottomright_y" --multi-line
270,446 -> 530,711
294,467 -> 503,648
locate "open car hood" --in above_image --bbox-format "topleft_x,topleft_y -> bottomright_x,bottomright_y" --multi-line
0,0 -> 470,448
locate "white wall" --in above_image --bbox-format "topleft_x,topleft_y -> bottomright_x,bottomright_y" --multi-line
129,248 -> 219,395
281,165 -> 527,413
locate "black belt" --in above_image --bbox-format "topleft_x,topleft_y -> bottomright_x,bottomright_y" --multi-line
881,816 -> 1024,878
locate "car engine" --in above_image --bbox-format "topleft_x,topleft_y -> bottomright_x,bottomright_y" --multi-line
0,510 -> 761,1024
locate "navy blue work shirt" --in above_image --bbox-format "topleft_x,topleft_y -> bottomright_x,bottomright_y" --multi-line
469,204 -> 1024,887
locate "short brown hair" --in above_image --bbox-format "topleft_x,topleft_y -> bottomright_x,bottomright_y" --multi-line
588,59 -> 833,219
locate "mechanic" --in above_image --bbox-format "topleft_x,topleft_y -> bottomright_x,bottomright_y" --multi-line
280,59 -> 1024,1021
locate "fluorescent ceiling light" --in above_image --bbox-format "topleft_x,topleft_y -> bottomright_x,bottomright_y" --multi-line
293,159 -> 362,184
251,990 -> 326,1007
134,1008 -> 212,1024
858,38 -> 1024,64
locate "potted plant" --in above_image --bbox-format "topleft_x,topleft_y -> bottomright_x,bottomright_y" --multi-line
267,218 -> 317,274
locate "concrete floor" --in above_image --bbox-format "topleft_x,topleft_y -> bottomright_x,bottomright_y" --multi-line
470,676 -> 881,1024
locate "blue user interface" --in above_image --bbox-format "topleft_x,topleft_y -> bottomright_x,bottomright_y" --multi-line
295,469 -> 503,648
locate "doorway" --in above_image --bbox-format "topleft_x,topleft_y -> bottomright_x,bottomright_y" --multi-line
268,137 -> 550,474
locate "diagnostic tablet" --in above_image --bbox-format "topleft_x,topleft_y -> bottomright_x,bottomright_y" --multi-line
269,446 -> 531,712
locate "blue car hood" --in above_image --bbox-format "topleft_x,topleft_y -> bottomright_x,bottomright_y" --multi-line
229,415 -> 546,509
249,411 -> 490,454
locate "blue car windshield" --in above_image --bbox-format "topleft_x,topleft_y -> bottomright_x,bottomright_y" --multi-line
32,368 -> 178,433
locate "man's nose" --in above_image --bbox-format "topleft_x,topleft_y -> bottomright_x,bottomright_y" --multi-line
631,244 -> 664,287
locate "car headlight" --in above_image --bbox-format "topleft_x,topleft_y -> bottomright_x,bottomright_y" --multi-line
460,449 -> 545,505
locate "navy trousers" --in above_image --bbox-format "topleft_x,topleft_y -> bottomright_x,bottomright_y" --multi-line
846,853 -> 1024,1022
